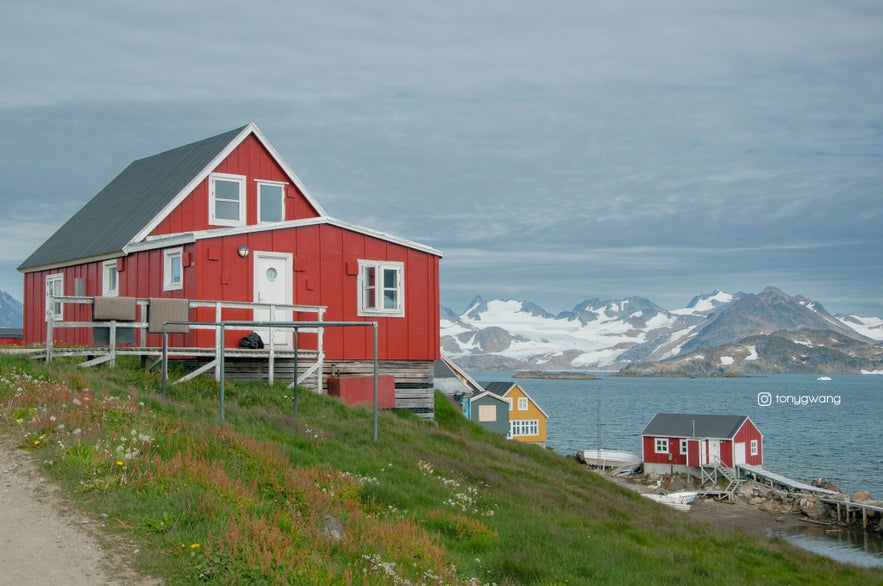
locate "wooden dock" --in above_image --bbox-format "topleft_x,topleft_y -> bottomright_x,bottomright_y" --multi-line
821,498 -> 883,530
736,463 -> 840,495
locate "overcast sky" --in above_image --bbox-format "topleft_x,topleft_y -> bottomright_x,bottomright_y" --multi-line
1,1 -> 881,316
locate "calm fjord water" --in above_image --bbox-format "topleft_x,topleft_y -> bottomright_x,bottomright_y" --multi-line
468,372 -> 881,497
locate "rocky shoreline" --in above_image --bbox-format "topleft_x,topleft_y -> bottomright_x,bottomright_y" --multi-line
603,470 -> 883,536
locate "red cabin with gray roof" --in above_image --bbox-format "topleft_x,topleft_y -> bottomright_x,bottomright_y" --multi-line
641,413 -> 763,475
18,124 -> 442,412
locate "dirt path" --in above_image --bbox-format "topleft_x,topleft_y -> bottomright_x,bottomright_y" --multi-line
0,434 -> 160,586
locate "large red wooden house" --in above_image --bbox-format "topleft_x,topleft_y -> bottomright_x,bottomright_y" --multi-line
18,124 -> 443,414
641,413 -> 763,475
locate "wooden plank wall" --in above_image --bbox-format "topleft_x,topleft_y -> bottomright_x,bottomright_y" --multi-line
223,358 -> 435,419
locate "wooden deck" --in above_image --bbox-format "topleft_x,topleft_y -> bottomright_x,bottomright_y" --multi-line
13,295 -> 437,418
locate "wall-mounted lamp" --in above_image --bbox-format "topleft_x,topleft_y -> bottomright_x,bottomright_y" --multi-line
237,244 -> 250,258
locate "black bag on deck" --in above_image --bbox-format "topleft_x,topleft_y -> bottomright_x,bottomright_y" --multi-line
239,332 -> 264,349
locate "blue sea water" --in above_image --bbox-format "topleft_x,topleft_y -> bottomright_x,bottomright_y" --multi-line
468,371 -> 883,567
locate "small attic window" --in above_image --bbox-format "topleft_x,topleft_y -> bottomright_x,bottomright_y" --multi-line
257,181 -> 285,223
210,173 -> 246,226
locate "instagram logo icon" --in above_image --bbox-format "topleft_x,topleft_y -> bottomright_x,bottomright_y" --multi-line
757,392 -> 772,407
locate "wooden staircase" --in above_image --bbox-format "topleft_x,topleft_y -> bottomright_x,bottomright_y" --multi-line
700,458 -> 744,501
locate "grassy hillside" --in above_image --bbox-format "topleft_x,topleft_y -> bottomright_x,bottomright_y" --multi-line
0,353 -> 878,585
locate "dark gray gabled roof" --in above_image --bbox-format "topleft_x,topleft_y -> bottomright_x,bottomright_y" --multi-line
18,125 -> 248,271
641,413 -> 750,439
479,381 -> 516,396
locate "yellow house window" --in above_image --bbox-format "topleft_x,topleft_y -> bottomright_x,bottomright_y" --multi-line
510,419 -> 538,437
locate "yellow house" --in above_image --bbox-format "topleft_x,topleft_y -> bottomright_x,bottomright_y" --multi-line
481,382 -> 549,447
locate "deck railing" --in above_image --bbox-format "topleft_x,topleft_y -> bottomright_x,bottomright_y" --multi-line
43,295 -> 327,389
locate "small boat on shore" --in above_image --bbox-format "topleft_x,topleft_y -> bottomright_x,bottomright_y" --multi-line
642,491 -> 698,511
577,449 -> 641,469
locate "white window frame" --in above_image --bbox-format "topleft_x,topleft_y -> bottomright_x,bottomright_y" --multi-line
164,247 -> 183,291
209,173 -> 246,226
357,260 -> 404,317
517,397 -> 528,411
509,419 -> 539,437
46,273 -> 64,321
680,439 -> 688,455
750,439 -> 758,456
256,180 -> 286,223
654,438 -> 669,454
102,260 -> 119,297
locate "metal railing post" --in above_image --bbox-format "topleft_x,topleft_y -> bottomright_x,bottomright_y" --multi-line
292,328 -> 298,419
219,324 -> 226,423
161,327 -> 168,398
373,322 -> 379,443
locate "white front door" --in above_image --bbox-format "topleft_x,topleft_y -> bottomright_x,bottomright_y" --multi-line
253,252 -> 292,347
709,440 -> 721,465
734,442 -> 746,465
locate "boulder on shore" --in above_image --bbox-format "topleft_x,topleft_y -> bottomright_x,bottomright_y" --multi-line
851,491 -> 873,503
799,496 -> 828,520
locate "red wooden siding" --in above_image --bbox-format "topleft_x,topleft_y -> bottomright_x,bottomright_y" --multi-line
149,135 -> 321,237
733,418 -> 763,466
22,244 -> 197,345
642,436 -> 690,466
189,223 -> 439,361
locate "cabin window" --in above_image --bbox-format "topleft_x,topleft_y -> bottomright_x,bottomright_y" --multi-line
46,273 -> 64,321
164,248 -> 183,291
510,419 -> 539,437
102,260 -> 119,296
680,439 -> 688,455
654,438 -> 669,454
209,173 -> 246,226
518,397 -> 528,411
257,181 -> 285,223
750,439 -> 758,456
357,260 -> 404,317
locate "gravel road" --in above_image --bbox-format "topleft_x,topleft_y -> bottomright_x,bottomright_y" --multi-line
0,433 -> 160,586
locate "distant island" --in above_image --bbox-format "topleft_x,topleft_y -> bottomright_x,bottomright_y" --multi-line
513,371 -> 600,380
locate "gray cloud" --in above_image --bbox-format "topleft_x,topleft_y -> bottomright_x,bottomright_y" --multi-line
1,1 -> 881,316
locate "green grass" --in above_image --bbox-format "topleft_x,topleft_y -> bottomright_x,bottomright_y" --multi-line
0,354 -> 879,585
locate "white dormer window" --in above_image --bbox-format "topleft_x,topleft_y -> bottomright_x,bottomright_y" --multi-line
257,181 -> 285,223
103,260 -> 119,296
210,173 -> 246,226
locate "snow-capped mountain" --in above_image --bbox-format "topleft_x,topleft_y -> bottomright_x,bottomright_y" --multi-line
0,290 -> 23,328
441,287 -> 883,373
